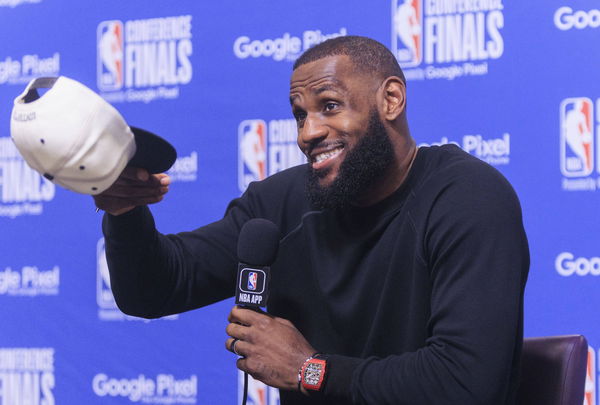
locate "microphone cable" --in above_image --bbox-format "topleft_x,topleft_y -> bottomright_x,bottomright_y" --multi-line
241,371 -> 248,405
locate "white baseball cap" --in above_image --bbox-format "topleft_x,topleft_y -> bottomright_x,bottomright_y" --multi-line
10,76 -> 176,195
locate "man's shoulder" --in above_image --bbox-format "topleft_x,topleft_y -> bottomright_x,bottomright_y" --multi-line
410,144 -> 521,214
240,164 -> 310,219
417,144 -> 511,189
422,143 -> 495,170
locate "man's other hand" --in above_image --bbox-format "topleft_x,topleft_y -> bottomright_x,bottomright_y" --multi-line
93,167 -> 170,216
225,306 -> 316,393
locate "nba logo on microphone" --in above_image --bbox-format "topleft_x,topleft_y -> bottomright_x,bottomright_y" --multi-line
239,120 -> 267,191
560,98 -> 594,177
248,271 -> 258,291
391,0 -> 423,67
97,20 -> 124,91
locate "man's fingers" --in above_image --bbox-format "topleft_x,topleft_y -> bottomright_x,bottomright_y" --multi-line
225,322 -> 250,341
111,168 -> 170,187
136,168 -> 149,181
91,169 -> 171,216
228,305 -> 270,325
224,308 -> 316,391
236,357 -> 249,373
101,183 -> 168,198
110,174 -> 166,189
158,174 -> 170,186
225,338 -> 247,357
118,167 -> 148,181
119,167 -> 169,182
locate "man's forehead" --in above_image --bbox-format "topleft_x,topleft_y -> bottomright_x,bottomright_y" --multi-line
289,55 -> 356,92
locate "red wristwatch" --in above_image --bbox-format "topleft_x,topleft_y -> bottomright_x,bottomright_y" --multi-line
300,354 -> 328,391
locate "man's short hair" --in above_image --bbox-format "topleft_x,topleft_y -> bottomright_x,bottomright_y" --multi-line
293,36 -> 406,83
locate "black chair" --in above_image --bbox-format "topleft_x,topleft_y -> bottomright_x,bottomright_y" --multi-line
518,335 -> 588,405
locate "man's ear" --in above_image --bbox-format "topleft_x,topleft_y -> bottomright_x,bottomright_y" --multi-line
379,76 -> 406,121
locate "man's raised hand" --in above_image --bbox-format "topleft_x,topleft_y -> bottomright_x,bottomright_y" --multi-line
93,167 -> 170,216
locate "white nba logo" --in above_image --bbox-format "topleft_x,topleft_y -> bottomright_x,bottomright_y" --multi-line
560,98 -> 594,177
391,0 -> 423,67
97,20 -> 124,91
238,119 -> 268,192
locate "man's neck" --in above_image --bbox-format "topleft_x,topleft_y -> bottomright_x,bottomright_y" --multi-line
354,137 -> 418,207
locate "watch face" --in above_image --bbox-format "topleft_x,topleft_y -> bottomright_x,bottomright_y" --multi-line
302,358 -> 327,391
304,362 -> 324,386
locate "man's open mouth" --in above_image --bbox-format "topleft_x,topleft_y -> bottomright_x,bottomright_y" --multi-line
312,146 -> 344,164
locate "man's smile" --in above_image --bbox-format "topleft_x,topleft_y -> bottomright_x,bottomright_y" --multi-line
308,142 -> 345,170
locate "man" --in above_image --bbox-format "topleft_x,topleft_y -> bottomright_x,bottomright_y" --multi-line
95,36 -> 529,404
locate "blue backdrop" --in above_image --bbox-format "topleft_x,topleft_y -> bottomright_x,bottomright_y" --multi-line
0,1 -> 599,404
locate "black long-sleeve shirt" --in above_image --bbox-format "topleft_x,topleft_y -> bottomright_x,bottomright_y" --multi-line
103,144 -> 529,404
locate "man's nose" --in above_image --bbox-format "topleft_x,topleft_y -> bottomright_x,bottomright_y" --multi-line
298,114 -> 328,147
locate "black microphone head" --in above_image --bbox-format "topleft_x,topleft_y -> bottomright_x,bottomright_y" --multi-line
237,218 -> 280,266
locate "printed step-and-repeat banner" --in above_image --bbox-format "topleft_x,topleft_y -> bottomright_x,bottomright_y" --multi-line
0,1 -> 598,403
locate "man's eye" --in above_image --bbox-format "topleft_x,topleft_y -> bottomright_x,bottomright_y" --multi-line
324,102 -> 338,112
294,111 -> 306,122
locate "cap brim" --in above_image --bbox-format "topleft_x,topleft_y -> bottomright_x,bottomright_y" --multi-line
128,127 -> 177,174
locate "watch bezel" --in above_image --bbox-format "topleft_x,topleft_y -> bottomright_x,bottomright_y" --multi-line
301,358 -> 327,391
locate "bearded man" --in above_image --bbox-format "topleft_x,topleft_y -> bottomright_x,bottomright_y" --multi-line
95,36 -> 529,404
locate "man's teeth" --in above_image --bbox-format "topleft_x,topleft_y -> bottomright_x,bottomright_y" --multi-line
314,147 -> 343,163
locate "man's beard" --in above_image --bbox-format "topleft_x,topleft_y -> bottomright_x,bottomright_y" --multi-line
306,110 -> 395,210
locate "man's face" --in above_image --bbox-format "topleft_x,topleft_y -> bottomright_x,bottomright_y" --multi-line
289,55 -> 395,209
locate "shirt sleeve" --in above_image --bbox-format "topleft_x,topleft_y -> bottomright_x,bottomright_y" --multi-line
102,192 -> 255,318
100,166 -> 305,319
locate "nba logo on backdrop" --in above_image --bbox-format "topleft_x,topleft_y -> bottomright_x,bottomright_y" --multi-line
96,15 -> 193,103
560,98 -> 593,177
238,118 -> 305,192
559,97 -> 600,191
392,0 -> 422,67
239,120 -> 267,190
391,0 -> 505,80
97,20 -> 124,91
96,238 -> 117,310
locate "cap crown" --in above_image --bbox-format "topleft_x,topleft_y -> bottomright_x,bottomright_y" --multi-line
10,76 -> 136,195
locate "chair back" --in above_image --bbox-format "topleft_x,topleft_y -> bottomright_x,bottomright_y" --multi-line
518,335 -> 588,405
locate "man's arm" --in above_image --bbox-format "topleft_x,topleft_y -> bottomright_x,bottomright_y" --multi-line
96,167 -> 254,318
101,205 -> 246,318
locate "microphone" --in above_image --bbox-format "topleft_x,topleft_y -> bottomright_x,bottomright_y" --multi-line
235,218 -> 280,308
